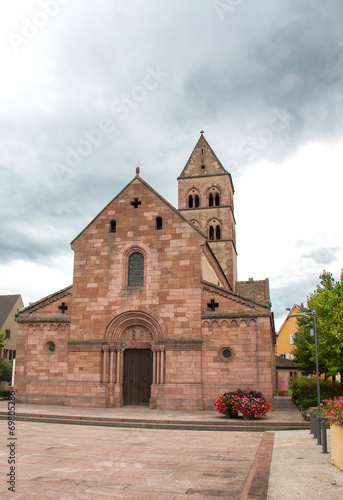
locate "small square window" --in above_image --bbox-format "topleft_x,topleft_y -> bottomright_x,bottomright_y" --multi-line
5,329 -> 10,339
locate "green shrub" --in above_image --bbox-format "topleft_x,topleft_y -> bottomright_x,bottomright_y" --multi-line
0,358 -> 12,382
290,377 -> 340,405
0,389 -> 11,398
298,397 -> 318,409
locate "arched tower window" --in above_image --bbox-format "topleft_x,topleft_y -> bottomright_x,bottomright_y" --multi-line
216,225 -> 221,240
128,252 -> 144,286
156,216 -> 162,230
110,220 -> 116,233
187,190 -> 200,209
208,220 -> 221,241
208,188 -> 220,207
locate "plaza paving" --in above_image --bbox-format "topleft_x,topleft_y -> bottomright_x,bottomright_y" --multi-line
0,399 -> 342,499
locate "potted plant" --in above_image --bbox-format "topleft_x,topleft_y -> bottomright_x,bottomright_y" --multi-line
321,396 -> 343,471
214,388 -> 271,419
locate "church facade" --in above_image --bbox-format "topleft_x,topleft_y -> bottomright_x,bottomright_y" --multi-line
16,134 -> 276,410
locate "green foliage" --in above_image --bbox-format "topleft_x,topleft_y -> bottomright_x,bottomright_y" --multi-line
290,376 -> 340,408
0,330 -> 7,351
0,389 -> 11,398
0,358 -> 13,382
292,270 -> 343,389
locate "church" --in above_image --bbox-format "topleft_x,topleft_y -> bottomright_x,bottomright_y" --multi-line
16,133 -> 276,410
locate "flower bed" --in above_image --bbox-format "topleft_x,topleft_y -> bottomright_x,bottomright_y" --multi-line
214,389 -> 271,419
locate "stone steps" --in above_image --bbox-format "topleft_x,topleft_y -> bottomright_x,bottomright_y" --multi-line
0,411 -> 309,432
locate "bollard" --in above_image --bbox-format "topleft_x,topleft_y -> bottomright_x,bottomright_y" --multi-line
316,417 -> 322,445
313,414 -> 317,438
309,411 -> 314,434
321,419 -> 329,454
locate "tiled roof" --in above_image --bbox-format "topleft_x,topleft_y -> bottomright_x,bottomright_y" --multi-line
275,355 -> 298,369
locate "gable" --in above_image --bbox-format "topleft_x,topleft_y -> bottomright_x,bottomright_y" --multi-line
71,174 -> 207,247
0,295 -> 22,327
17,286 -> 72,321
178,134 -> 231,180
202,281 -> 271,317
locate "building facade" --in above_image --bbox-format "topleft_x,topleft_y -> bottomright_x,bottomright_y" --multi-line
0,294 -> 24,361
16,134 -> 276,409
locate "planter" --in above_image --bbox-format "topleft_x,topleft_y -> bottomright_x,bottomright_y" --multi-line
330,424 -> 343,471
243,414 -> 255,420
228,412 -> 239,418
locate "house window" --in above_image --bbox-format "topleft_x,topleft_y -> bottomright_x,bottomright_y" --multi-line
5,329 -> 10,339
188,195 -> 194,208
194,194 -> 200,207
215,193 -> 220,206
128,252 -> 144,286
110,220 -> 116,233
156,217 -> 163,230
209,192 -> 214,207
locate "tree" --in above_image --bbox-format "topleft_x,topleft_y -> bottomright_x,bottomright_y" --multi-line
0,330 -> 7,352
293,270 -> 343,395
0,358 -> 12,382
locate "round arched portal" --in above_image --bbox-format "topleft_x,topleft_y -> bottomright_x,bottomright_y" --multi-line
102,311 -> 165,407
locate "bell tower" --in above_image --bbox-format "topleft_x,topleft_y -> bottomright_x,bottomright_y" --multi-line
178,132 -> 237,289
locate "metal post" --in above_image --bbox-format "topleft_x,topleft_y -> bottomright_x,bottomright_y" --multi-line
321,419 -> 329,454
313,414 -> 317,438
309,411 -> 314,434
316,417 -> 322,445
313,307 -> 321,415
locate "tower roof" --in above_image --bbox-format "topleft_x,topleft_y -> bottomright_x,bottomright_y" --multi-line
178,132 -> 229,179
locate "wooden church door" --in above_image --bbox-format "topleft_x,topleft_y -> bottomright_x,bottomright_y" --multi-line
123,349 -> 153,405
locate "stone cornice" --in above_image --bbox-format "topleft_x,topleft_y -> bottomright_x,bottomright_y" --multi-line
17,316 -> 70,324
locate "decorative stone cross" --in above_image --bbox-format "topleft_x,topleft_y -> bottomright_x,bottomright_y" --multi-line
59,302 -> 68,314
131,197 -> 141,208
207,299 -> 219,311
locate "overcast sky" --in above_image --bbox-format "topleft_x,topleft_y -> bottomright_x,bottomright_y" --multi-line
1,0 -> 342,328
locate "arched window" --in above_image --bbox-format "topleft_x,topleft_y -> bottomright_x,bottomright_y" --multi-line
128,252 -> 144,286
216,225 -> 221,240
110,220 -> 116,233
194,194 -> 200,207
156,216 -> 162,230
209,222 -> 221,241
209,225 -> 214,240
209,192 -> 214,207
188,195 -> 194,208
215,193 -> 220,206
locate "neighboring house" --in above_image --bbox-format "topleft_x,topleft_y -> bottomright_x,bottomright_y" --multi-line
0,294 -> 24,361
275,355 -> 299,395
16,133 -> 276,410
276,304 -> 302,360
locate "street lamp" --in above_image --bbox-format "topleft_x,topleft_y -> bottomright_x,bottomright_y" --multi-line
289,307 -> 320,414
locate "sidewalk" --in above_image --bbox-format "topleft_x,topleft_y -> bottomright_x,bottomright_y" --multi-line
0,397 -> 342,499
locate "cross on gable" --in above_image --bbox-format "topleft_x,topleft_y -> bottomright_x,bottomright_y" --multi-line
59,302 -> 68,314
207,299 -> 219,311
131,198 -> 141,208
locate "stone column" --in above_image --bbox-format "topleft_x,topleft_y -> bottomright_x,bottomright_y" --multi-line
101,345 -> 109,383
109,348 -> 114,384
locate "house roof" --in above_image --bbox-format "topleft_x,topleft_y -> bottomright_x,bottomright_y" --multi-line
0,294 -> 22,327
275,355 -> 299,369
